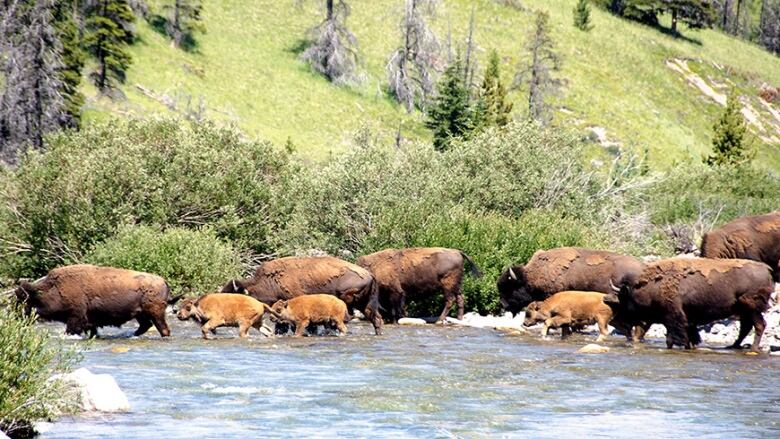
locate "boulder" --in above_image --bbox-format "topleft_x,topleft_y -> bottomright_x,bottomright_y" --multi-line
0,430 -> 9,439
54,368 -> 130,412
578,344 -> 610,354
398,317 -> 427,326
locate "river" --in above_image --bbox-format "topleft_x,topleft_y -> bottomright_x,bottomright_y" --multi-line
41,318 -> 780,438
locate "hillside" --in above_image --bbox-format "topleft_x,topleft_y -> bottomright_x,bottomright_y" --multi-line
79,0 -> 780,167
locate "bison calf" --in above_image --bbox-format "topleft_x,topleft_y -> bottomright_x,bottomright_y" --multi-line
523,291 -> 614,342
177,294 -> 275,339
270,294 -> 349,337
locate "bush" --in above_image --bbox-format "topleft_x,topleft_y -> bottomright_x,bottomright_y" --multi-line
0,305 -> 76,437
85,225 -> 243,296
0,119 -> 294,279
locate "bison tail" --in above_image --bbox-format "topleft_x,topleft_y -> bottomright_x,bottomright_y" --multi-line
460,251 -> 483,278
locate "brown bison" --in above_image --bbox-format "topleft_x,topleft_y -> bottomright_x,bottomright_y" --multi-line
497,247 -> 644,315
221,256 -> 382,335
177,293 -> 278,339
701,212 -> 780,280
270,294 -> 350,337
523,291 -> 614,342
15,264 -> 179,338
356,247 -> 482,323
603,257 -> 773,351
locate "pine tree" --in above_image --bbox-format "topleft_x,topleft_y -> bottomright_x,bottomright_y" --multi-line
53,1 -> 85,128
386,0 -> 440,111
514,10 -> 562,125
300,0 -> 359,85
83,0 -> 135,91
0,0 -> 67,161
706,91 -> 752,166
474,49 -> 512,130
573,0 -> 594,31
426,54 -> 473,151
163,0 -> 204,49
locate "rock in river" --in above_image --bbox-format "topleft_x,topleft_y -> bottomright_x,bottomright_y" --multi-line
53,368 -> 130,412
578,344 -> 610,354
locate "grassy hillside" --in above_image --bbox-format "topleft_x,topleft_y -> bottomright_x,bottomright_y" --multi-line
80,0 -> 780,167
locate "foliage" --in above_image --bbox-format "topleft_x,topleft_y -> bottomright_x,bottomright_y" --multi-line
86,225 -> 243,295
425,54 -> 474,151
473,50 -> 513,129
83,0 -> 136,91
162,0 -> 205,49
0,119 -> 294,280
53,2 -> 86,129
706,90 -> 752,166
574,0 -> 594,31
0,305 -> 77,437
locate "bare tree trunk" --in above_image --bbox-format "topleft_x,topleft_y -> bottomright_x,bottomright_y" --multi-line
98,0 -> 107,89
721,0 -> 730,30
326,0 -> 333,20
734,0 -> 743,35
671,9 -> 678,34
174,0 -> 181,37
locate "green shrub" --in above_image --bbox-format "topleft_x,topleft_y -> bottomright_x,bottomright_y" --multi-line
0,305 -> 76,437
85,225 -> 242,296
1,119 -> 294,279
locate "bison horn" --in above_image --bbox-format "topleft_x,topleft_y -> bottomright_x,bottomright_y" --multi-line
609,279 -> 621,293
508,268 -> 517,280
232,280 -> 238,292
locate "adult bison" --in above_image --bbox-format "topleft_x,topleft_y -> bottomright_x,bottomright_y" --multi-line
701,212 -> 780,280
496,247 -> 644,315
221,256 -> 382,335
14,264 -> 178,338
603,257 -> 773,351
356,247 -> 482,323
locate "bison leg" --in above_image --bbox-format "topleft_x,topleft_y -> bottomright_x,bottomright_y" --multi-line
335,319 -> 348,335
88,326 -> 99,339
749,313 -> 766,352
65,316 -> 88,337
134,316 -> 153,337
201,320 -> 220,339
596,316 -> 610,342
436,296 -> 455,323
455,293 -> 465,320
685,325 -> 701,349
238,321 -> 251,338
438,271 -> 463,322
293,319 -> 309,337
663,301 -> 688,349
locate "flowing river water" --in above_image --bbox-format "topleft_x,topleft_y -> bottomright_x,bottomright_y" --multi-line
41,317 -> 780,438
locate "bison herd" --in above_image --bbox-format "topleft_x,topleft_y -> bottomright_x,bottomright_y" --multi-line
9,213 -> 780,353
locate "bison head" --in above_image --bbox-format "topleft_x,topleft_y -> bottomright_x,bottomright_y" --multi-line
176,298 -> 199,321
522,302 -> 547,327
270,300 -> 289,322
15,281 -> 42,315
220,279 -> 247,294
496,265 -> 533,316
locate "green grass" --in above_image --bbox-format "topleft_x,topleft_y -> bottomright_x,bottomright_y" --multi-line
79,0 -> 780,167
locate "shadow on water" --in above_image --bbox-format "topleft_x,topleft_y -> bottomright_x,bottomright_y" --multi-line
40,316 -> 780,439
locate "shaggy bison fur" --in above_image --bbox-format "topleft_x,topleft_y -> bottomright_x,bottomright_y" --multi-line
701,212 -> 780,280
523,291 -> 614,342
270,294 -> 350,337
177,293 -> 278,339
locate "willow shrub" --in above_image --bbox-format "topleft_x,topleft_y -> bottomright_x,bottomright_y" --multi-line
1,119 -> 294,279
85,225 -> 242,296
0,305 -> 77,437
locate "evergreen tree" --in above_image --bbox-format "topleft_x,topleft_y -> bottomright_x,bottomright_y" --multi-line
514,10 -> 562,125
662,0 -> 716,34
83,0 -> 135,91
759,0 -> 780,54
573,0 -> 594,31
474,50 -> 512,130
163,0 -> 204,49
0,0 -> 67,161
426,54 -> 473,151
53,1 -> 85,128
706,91 -> 752,166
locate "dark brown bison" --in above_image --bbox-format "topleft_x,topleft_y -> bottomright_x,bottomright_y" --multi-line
15,264 -> 179,338
603,257 -> 773,351
356,247 -> 482,323
701,212 -> 780,280
221,256 -> 382,335
497,247 -> 644,315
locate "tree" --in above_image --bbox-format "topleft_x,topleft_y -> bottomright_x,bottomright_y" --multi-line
426,54 -> 473,151
0,0 -> 67,162
83,0 -> 135,91
386,0 -> 440,111
706,91 -> 752,166
474,50 -> 512,129
759,0 -> 780,54
163,0 -> 204,49
300,0 -> 359,85
573,0 -> 594,31
513,10 -> 562,125
53,1 -> 85,128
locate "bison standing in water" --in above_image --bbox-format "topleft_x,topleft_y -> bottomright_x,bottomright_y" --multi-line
15,264 -> 178,338
221,256 -> 382,335
496,247 -> 644,315
603,257 -> 773,351
356,247 -> 482,323
701,212 -> 780,280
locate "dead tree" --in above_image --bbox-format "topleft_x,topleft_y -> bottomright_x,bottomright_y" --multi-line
300,0 -> 360,85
